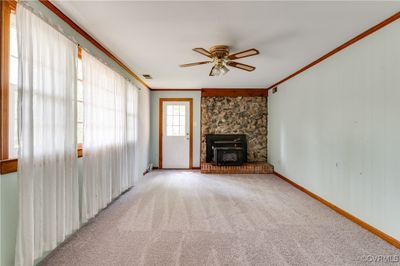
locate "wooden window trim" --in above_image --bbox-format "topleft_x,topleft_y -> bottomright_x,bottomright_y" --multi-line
1,0 -> 14,161
0,0 -> 16,174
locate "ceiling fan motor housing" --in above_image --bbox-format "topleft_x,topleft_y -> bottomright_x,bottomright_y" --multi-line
210,45 -> 230,59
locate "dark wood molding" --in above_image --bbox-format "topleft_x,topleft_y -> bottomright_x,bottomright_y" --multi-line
201,88 -> 268,97
199,95 -> 203,164
8,0 -> 16,10
274,171 -> 400,249
151,88 -> 202,92
38,0 -> 151,90
156,167 -> 200,170
159,98 -> 193,169
0,158 -> 17,175
0,0 -> 13,160
266,11 -> 400,90
158,99 -> 162,168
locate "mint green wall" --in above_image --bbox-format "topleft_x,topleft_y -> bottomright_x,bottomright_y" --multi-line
0,172 -> 18,266
150,91 -> 201,168
0,1 -> 150,265
0,162 -> 83,266
268,19 -> 400,241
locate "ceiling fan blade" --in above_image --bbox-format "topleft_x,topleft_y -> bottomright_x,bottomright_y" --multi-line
193,48 -> 212,58
228,48 -> 259,60
180,61 -> 212,67
227,61 -> 256,72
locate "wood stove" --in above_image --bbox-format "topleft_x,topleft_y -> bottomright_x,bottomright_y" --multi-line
205,134 -> 247,166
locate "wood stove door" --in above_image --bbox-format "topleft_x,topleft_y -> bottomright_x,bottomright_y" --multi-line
162,101 -> 190,168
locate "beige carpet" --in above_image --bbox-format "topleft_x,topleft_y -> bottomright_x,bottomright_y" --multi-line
40,171 -> 399,266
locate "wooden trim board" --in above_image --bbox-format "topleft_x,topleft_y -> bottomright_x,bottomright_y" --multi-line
202,88 -> 267,97
151,88 -> 201,92
159,98 -> 193,169
0,158 -> 17,175
274,171 -> 400,249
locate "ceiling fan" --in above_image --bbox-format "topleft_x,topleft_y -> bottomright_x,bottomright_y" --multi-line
180,45 -> 259,76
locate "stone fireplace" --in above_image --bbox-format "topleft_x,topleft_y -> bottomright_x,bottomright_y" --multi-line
201,96 -> 267,162
200,93 -> 272,174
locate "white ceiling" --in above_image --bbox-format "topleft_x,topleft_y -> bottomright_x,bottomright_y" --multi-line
53,1 -> 400,89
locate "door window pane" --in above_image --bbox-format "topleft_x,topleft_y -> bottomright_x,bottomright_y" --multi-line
167,105 -> 173,116
167,115 -> 173,126
166,104 -> 186,136
173,116 -> 179,126
173,105 -> 179,115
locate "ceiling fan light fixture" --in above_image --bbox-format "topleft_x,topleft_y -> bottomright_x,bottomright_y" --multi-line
221,65 -> 229,75
211,66 -> 221,76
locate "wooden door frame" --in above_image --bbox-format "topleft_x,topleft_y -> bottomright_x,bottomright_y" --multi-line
159,98 -> 193,169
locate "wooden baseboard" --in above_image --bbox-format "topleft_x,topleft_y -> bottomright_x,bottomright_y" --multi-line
152,166 -> 200,170
273,171 -> 400,249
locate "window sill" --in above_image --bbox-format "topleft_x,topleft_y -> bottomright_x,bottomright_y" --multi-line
0,158 -> 18,174
0,148 -> 83,174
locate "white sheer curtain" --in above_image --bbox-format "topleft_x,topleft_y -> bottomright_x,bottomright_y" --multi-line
15,4 -> 79,266
81,51 -> 137,223
126,82 -> 138,188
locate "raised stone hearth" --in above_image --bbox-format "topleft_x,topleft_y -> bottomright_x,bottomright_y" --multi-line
201,162 -> 274,174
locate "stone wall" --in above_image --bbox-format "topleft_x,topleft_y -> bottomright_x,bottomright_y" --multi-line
201,96 -> 267,162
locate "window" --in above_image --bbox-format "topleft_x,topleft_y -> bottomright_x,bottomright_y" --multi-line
3,7 -> 84,159
0,1 -> 138,174
166,104 -> 186,136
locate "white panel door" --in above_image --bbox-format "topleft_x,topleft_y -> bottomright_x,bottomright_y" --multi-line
162,101 -> 190,168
